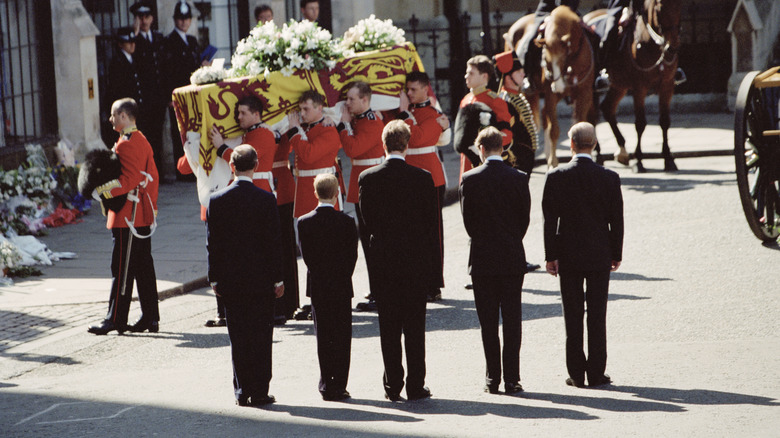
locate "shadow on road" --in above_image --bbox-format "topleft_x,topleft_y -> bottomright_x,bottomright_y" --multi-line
620,176 -> 734,194
601,385 -> 779,407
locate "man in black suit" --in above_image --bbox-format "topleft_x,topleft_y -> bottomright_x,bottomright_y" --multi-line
162,1 -> 202,180
459,127 -> 530,395
130,1 -> 167,178
542,122 -> 623,388
207,145 -> 284,407
298,174 -> 358,401
358,120 -> 440,402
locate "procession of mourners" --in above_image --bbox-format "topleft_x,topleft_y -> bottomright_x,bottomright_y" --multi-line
86,0 -> 699,408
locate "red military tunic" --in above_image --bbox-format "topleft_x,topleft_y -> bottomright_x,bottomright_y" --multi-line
399,100 -> 446,187
217,123 -> 277,193
338,109 -> 385,203
458,85 -> 514,178
289,118 -> 343,217
273,135 -> 296,206
100,127 -> 159,229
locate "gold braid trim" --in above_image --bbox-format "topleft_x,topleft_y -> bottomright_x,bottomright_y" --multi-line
504,91 -> 539,151
96,179 -> 121,199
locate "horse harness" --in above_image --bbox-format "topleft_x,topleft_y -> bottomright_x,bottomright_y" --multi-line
538,17 -> 596,91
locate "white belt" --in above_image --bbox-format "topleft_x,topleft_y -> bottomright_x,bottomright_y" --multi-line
272,160 -> 288,169
406,146 -> 438,155
253,171 -> 273,180
297,166 -> 336,177
352,157 -> 384,166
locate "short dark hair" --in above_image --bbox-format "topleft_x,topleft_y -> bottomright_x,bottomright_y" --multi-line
230,144 -> 258,171
254,4 -> 272,19
476,126 -> 503,153
236,95 -> 264,117
344,81 -> 371,99
467,55 -> 495,81
382,120 -> 410,153
406,71 -> 430,87
113,98 -> 138,120
300,90 -> 325,107
300,0 -> 318,8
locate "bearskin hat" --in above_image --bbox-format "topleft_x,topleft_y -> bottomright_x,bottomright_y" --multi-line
78,149 -> 127,213
453,102 -> 497,168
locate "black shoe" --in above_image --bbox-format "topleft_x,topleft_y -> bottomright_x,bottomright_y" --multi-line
407,387 -> 432,400
484,385 -> 499,394
566,377 -> 585,388
273,315 -> 287,326
249,394 -> 276,405
322,390 -> 351,401
355,300 -> 377,312
363,293 -> 373,300
293,307 -> 311,321
589,374 -> 612,387
205,317 -> 226,327
464,283 -> 474,290
384,392 -> 402,402
505,382 -> 524,394
426,293 -> 442,303
128,318 -> 158,333
87,320 -> 126,335
526,262 -> 541,272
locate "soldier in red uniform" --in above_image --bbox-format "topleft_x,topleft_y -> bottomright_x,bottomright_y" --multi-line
273,126 -> 300,322
286,90 -> 343,218
337,81 -> 385,310
88,98 -> 160,335
209,95 -> 277,193
396,71 -> 449,302
458,55 -> 513,180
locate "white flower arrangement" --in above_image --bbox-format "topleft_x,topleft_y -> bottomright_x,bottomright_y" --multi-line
190,64 -> 227,85
339,14 -> 405,54
229,20 -> 342,78
0,239 -> 22,271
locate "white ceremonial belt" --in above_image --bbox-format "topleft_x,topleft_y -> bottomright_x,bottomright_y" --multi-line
253,171 -> 273,180
297,166 -> 336,177
352,157 -> 384,166
272,160 -> 288,169
406,146 -> 438,155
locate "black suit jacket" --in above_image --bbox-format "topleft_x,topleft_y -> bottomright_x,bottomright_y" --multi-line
298,206 -> 358,300
134,30 -> 166,108
162,30 -> 201,97
460,159 -> 531,276
207,180 -> 283,298
542,156 -> 624,272
358,157 -> 441,290
107,50 -> 143,108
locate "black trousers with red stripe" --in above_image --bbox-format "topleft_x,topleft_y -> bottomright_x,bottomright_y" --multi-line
104,227 -> 159,326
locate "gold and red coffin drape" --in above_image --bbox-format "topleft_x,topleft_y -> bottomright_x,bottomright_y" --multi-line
172,42 -> 424,176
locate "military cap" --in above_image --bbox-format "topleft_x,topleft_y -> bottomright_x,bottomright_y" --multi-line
493,50 -> 522,75
129,1 -> 153,16
173,1 -> 193,19
115,27 -> 136,43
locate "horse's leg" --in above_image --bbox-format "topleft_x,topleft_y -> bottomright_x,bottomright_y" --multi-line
543,92 -> 560,168
632,87 -> 648,173
600,86 -> 629,165
658,82 -> 677,172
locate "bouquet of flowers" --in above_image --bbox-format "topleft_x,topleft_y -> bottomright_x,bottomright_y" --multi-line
0,239 -> 22,272
339,14 -> 406,54
190,64 -> 228,85
229,20 -> 342,78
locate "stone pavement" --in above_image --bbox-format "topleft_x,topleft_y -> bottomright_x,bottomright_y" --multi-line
0,111 -> 735,353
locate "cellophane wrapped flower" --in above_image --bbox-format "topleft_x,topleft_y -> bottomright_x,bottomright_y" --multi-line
0,239 -> 22,271
190,64 -> 228,85
339,14 -> 405,54
229,20 -> 343,78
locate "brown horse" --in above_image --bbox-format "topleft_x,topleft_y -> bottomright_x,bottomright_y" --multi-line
586,0 -> 682,172
505,6 -> 598,168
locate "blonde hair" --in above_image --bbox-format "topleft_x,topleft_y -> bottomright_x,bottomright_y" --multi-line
313,173 -> 339,200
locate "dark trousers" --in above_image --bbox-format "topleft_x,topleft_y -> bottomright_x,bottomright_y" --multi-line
105,227 -> 158,326
275,202 -> 299,318
168,107 -> 186,180
559,269 -> 610,383
375,287 -> 427,396
472,274 -> 524,389
223,288 -> 275,401
432,184 -> 445,292
311,296 -> 352,395
354,203 -> 375,294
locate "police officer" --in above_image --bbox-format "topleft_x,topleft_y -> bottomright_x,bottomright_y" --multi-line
130,1 -> 167,179
107,27 -> 143,126
162,1 -> 202,181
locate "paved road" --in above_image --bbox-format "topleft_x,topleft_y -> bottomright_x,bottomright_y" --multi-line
1,112 -> 779,436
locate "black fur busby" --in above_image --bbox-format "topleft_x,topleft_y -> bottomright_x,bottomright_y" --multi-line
78,148 -> 127,213
453,102 -> 497,168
